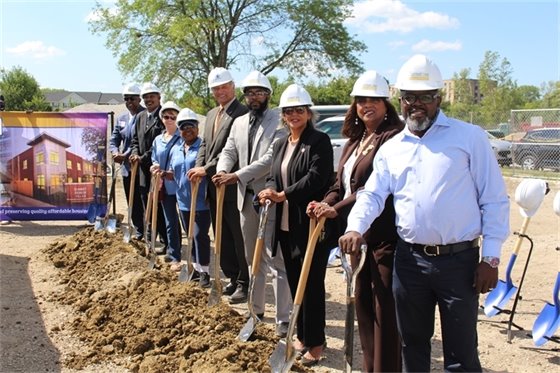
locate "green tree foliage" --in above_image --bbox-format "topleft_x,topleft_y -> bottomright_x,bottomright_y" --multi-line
0,66 -> 51,111
540,81 -> 560,108
90,0 -> 365,111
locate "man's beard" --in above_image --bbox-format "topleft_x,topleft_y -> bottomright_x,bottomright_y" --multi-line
250,98 -> 268,116
406,116 -> 431,132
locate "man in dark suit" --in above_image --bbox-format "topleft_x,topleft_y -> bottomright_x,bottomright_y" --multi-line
129,82 -> 167,250
188,68 -> 249,303
109,83 -> 145,239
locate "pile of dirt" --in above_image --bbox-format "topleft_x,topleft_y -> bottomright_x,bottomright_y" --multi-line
41,227 -> 308,372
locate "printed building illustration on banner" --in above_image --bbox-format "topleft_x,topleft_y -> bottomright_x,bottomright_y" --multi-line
7,132 -> 95,203
0,111 -> 108,221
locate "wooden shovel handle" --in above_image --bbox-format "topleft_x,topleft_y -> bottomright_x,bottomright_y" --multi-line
214,184 -> 225,256
251,201 -> 270,276
187,179 -> 200,239
511,217 -> 531,256
151,174 -> 161,249
128,162 -> 138,212
293,217 -> 326,306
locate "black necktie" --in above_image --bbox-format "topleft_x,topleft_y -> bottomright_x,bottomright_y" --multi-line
248,115 -> 258,161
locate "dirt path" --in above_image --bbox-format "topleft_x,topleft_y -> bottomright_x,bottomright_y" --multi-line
0,177 -> 559,372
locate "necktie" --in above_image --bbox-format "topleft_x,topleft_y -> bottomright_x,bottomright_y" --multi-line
213,107 -> 224,136
248,114 -> 258,162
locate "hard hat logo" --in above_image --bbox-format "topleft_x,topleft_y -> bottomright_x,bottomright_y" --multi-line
408,72 -> 430,81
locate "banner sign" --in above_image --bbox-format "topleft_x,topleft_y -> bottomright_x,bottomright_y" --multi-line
0,112 -> 108,221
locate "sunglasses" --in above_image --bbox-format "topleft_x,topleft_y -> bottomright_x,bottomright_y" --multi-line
282,107 -> 307,115
401,93 -> 439,105
123,96 -> 138,101
244,90 -> 268,98
355,96 -> 383,104
163,115 -> 177,120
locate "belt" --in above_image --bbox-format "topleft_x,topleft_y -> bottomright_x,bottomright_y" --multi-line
400,238 -> 479,256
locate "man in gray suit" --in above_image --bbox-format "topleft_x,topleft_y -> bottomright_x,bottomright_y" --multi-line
213,71 -> 292,337
188,68 -> 249,303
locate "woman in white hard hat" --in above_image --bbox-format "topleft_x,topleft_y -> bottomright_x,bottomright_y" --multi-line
309,70 -> 404,372
150,101 -> 183,269
170,108 -> 211,286
258,84 -> 334,366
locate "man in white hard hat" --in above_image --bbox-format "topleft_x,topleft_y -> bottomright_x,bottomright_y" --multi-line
130,82 -> 168,248
339,54 -> 510,372
188,67 -> 250,303
212,71 -> 292,336
109,83 -> 145,239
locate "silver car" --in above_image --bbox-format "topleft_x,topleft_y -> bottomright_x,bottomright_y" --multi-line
487,131 -> 512,166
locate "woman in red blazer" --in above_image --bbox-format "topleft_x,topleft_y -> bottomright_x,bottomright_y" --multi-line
309,71 -> 404,372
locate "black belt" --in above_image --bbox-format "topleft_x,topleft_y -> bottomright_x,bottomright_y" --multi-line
400,238 -> 479,256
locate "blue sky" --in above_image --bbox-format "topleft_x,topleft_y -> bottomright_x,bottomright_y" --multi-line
1,0 -> 558,95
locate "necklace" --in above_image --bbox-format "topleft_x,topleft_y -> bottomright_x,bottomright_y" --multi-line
357,130 -> 374,156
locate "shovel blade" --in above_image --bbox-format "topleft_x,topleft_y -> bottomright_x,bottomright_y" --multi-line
94,216 -> 104,231
208,280 -> 223,306
87,204 -> 97,223
238,317 -> 258,342
147,252 -> 157,270
178,263 -> 191,283
483,280 -> 515,317
269,339 -> 296,373
532,302 -> 560,346
106,217 -> 117,233
122,225 -> 131,243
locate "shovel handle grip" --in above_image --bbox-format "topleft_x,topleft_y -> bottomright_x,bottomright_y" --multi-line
293,217 -> 326,306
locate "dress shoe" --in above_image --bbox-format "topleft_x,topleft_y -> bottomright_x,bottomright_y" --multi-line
276,322 -> 289,338
190,270 -> 200,281
229,285 -> 248,304
199,272 -> 211,288
243,311 -> 264,321
300,341 -> 327,366
223,282 -> 237,296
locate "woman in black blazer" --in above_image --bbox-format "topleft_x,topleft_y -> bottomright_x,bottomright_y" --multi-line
309,71 -> 404,372
258,84 -> 333,366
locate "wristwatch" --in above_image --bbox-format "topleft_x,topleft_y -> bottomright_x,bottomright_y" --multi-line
482,256 -> 500,269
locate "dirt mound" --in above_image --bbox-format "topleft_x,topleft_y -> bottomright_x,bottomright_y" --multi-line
42,227 -> 308,372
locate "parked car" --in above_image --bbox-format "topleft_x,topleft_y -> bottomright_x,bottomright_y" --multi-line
486,131 -> 513,166
512,128 -> 560,170
316,115 -> 347,171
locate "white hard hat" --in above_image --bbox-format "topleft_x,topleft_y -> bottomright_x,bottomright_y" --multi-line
278,84 -> 313,108
208,67 -> 233,88
140,82 -> 161,96
122,83 -> 141,96
159,101 -> 181,120
395,54 -> 443,91
553,190 -> 560,217
514,178 -> 548,218
241,70 -> 273,94
176,108 -> 199,128
350,70 -> 389,97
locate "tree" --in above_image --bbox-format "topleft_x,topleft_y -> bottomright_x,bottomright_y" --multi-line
89,0 -> 366,110
0,66 -> 51,111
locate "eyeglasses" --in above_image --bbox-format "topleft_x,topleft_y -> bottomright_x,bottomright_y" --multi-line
163,115 -> 177,120
244,90 -> 268,98
282,107 -> 307,115
401,93 -> 439,105
355,96 -> 383,105
123,96 -> 138,101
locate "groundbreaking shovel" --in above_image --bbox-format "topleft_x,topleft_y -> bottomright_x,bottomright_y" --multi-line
103,165 -> 119,233
532,190 -> 560,346
238,199 -> 271,341
179,178 -> 200,282
269,216 -> 326,373
483,217 -> 531,317
340,243 -> 367,373
146,173 -> 161,269
142,174 -> 155,258
208,183 -> 226,306
122,162 -> 138,243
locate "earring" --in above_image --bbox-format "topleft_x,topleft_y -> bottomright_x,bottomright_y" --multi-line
384,113 -> 388,121
355,117 -> 359,126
